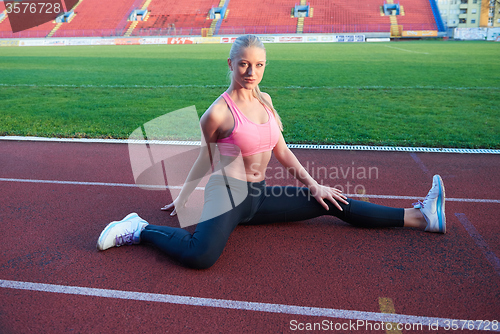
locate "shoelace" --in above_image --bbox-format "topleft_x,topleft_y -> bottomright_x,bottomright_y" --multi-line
413,181 -> 437,209
115,230 -> 134,246
412,200 -> 424,209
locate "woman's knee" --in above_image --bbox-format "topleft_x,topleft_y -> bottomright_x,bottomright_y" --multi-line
180,243 -> 224,269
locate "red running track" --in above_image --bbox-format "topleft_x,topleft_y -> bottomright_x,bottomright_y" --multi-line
0,140 -> 499,333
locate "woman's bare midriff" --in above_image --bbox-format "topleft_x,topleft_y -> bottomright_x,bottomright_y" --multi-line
216,150 -> 272,183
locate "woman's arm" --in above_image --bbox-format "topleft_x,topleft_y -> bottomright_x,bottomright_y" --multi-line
262,92 -> 348,211
162,102 -> 226,215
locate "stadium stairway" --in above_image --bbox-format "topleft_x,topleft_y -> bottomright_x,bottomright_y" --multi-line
47,23 -> 63,37
386,0 -> 402,37
46,0 -> 81,37
204,0 -> 227,37
296,0 -> 306,33
0,10 -> 6,24
125,0 -> 153,36
297,17 -> 304,33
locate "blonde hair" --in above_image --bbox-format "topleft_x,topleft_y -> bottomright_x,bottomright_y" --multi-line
229,35 -> 283,131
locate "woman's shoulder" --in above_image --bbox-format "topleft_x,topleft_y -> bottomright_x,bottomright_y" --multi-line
201,94 -> 231,125
260,91 -> 274,106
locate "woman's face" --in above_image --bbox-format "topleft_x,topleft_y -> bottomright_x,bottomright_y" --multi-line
228,46 -> 266,90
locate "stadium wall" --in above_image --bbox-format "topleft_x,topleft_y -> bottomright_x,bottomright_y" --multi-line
2,28 -> 499,47
0,34 -> 370,47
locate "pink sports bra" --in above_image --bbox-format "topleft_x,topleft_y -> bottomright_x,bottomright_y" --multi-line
217,92 -> 280,157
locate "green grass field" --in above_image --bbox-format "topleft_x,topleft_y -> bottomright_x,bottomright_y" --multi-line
0,40 -> 499,148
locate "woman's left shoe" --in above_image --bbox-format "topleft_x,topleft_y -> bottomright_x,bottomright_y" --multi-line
96,213 -> 149,251
413,175 -> 446,234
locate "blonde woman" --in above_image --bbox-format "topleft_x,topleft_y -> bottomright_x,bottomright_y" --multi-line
97,35 -> 446,269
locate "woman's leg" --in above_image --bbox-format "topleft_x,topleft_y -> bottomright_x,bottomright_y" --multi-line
141,208 -> 244,269
245,174 -> 445,233
141,176 -> 256,269
244,185 -> 406,228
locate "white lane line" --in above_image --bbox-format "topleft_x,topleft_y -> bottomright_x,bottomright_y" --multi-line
0,279 -> 497,331
0,178 -> 200,191
1,177 -> 499,204
455,213 -> 500,276
2,136 -> 500,154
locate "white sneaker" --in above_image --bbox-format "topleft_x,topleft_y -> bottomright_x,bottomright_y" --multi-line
413,175 -> 446,233
96,213 -> 149,251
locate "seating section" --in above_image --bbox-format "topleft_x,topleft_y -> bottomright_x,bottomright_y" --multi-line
0,0 -> 439,38
133,0 -> 216,35
218,0 -> 297,35
0,2 -> 56,38
53,0 -> 141,37
397,0 -> 437,31
305,0 -> 390,33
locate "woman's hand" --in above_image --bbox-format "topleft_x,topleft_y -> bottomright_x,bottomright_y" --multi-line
161,197 -> 187,216
309,183 -> 349,211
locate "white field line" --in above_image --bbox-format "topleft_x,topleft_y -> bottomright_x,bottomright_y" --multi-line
382,44 -> 430,54
0,83 -> 499,90
0,279 -> 498,331
1,177 -> 499,204
1,136 -> 499,154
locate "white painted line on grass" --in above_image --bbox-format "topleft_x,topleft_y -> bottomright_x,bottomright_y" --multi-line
382,44 -> 430,54
1,136 -> 499,154
0,279 -> 497,331
455,213 -> 500,276
1,177 -> 499,204
2,83 -> 499,90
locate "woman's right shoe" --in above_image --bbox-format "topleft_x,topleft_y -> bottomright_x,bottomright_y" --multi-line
413,175 -> 446,234
96,213 -> 149,251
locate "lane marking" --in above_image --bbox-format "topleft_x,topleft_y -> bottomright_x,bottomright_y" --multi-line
378,298 -> 402,334
455,213 -> 500,276
357,188 -> 370,202
0,178 -> 200,191
1,177 -> 499,204
410,153 -> 430,174
0,279 -> 498,331
1,136 -> 500,154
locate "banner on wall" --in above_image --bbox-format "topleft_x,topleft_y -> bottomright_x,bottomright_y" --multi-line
92,39 -> 117,45
140,38 -> 170,45
486,27 -> 500,41
279,36 -> 303,43
66,39 -> 95,46
454,28 -> 487,40
0,39 -> 20,46
258,36 -> 277,43
44,39 -> 66,46
197,37 -> 220,44
221,37 -> 237,43
114,38 -> 141,45
1,34 -> 371,47
168,37 -> 194,44
402,30 -> 438,37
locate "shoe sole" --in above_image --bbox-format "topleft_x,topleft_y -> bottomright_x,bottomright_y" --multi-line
96,213 -> 139,251
435,175 -> 446,234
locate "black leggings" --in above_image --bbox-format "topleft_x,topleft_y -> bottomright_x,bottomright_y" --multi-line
141,175 -> 404,269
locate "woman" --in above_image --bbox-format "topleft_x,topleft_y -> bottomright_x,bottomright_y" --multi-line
97,35 -> 446,269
